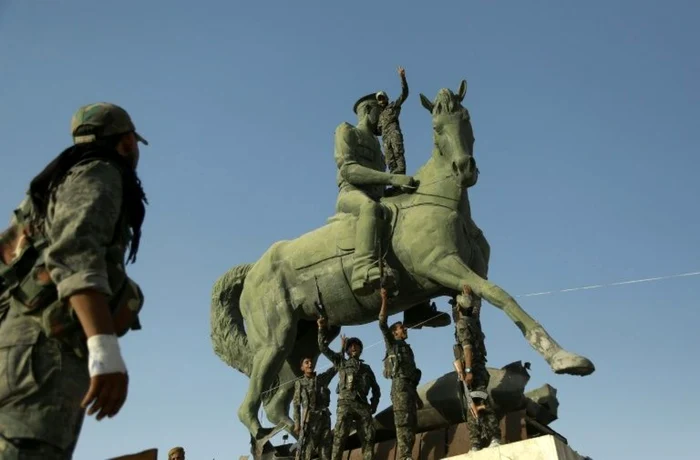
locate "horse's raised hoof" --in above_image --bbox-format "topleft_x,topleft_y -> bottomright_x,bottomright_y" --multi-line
549,350 -> 595,376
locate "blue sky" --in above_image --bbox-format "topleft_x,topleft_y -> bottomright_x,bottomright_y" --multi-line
1,1 -> 699,459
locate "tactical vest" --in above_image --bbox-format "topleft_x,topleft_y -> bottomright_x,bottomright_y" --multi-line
383,340 -> 418,381
300,375 -> 331,412
0,159 -> 144,357
336,358 -> 370,402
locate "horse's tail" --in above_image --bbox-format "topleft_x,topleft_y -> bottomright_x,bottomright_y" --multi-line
210,263 -> 254,376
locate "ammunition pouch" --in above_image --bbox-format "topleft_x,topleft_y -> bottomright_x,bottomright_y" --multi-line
0,214 -> 143,357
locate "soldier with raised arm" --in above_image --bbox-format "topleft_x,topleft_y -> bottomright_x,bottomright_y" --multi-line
376,66 -> 409,175
317,318 -> 380,460
451,286 -> 501,452
292,356 -> 337,460
0,103 -> 148,458
378,288 -> 422,460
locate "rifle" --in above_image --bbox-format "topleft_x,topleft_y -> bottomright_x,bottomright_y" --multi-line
453,360 -> 480,425
313,276 -> 326,319
295,408 -> 311,460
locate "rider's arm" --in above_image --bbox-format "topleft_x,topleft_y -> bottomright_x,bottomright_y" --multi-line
45,160 -> 123,338
334,123 -> 397,186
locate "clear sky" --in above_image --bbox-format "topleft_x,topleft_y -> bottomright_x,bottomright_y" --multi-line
1,1 -> 699,459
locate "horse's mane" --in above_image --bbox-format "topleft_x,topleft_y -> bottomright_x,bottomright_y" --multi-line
432,89 -> 463,115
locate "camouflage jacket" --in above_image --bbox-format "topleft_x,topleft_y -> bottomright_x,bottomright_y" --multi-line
0,156 -> 144,354
454,312 -> 487,367
379,319 -> 421,383
292,366 -> 337,426
378,77 -> 409,137
318,328 -> 380,408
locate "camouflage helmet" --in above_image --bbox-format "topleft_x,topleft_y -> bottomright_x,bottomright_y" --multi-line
353,93 -> 379,114
344,337 -> 363,352
470,390 -> 489,401
70,102 -> 148,146
168,446 -> 184,458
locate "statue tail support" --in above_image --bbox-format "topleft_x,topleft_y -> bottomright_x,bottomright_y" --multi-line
211,263 -> 254,376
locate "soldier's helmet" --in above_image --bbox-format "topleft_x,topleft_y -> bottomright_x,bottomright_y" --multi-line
71,102 -> 148,146
345,337 -> 363,352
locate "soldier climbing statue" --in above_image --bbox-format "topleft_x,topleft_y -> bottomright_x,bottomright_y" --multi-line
451,286 -> 502,452
376,66 -> 409,176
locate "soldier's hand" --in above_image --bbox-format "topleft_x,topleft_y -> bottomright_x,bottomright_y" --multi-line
370,403 -> 378,414
294,423 -> 300,436
317,317 -> 326,329
465,372 -> 474,387
81,372 -> 129,421
391,174 -> 417,192
398,66 -> 405,77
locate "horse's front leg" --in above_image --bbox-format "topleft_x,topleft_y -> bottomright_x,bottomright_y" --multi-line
427,254 -> 595,377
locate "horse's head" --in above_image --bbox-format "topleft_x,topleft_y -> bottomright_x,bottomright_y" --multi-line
419,80 -> 477,190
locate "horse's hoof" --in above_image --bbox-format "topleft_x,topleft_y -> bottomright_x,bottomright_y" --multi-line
549,350 -> 595,376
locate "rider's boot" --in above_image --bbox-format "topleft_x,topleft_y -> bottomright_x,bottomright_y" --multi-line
403,301 -> 451,329
350,204 -> 397,296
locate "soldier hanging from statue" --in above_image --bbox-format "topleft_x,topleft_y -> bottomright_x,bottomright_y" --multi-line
451,285 -> 501,452
317,317 -> 380,460
333,90 -> 450,328
378,287 -> 423,460
376,66 -> 409,176
292,355 -> 337,460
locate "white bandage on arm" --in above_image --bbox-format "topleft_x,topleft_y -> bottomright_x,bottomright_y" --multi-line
87,334 -> 127,377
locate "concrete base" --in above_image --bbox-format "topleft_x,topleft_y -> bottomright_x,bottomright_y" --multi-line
444,435 -> 586,460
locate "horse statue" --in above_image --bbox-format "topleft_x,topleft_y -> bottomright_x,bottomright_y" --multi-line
210,80 -> 595,452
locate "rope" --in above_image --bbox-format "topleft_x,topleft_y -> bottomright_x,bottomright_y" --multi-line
260,269 -> 700,397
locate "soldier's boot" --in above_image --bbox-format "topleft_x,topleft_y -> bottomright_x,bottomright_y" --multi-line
403,301 -> 451,329
350,205 -> 398,296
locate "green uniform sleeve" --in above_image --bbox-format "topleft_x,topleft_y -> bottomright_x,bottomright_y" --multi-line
44,160 -> 123,301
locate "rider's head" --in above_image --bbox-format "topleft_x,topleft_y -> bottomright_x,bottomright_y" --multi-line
390,321 -> 408,340
299,357 -> 315,376
353,93 -> 381,136
345,337 -> 363,358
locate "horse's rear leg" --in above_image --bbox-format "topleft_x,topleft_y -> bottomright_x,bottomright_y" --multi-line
429,254 -> 595,376
237,299 -> 298,443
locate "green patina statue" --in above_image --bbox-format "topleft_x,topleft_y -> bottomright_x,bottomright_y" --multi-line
210,80 -> 595,455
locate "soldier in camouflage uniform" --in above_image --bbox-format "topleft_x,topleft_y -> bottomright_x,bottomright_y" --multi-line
317,318 -> 380,460
376,66 -> 409,175
451,286 -> 501,452
0,103 -> 148,459
378,288 -> 422,460
292,356 -> 337,460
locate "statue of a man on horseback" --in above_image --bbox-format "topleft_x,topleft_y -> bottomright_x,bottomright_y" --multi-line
333,93 -> 449,327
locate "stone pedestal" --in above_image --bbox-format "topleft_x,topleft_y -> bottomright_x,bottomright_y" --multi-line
444,435 -> 585,460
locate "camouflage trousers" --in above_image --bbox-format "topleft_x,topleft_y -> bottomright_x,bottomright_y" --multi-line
300,409 -> 332,460
0,313 -> 90,459
382,130 -> 406,175
331,400 -> 375,460
465,364 -> 501,448
391,378 -> 418,460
